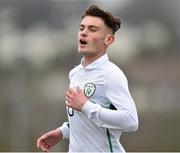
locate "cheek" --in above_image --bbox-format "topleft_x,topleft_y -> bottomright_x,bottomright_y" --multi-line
91,36 -> 105,46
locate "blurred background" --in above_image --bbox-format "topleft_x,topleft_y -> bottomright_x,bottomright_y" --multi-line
0,0 -> 180,152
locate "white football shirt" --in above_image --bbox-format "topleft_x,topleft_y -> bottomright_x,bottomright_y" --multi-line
59,53 -> 138,152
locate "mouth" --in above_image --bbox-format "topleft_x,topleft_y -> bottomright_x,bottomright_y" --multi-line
79,39 -> 88,46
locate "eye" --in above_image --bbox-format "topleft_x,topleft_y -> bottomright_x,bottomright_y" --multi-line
79,26 -> 84,31
90,28 -> 97,32
79,27 -> 83,31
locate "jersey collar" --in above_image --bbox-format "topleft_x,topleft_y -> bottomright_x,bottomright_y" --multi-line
79,53 -> 109,70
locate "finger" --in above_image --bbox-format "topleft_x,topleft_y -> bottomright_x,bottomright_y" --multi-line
41,141 -> 50,152
66,101 -> 72,107
66,91 -> 73,99
68,88 -> 75,94
37,138 -> 40,148
66,103 -> 71,108
76,86 -> 83,94
37,142 -> 46,152
66,99 -> 73,108
42,144 -> 49,152
66,96 -> 73,104
45,143 -> 50,152
37,137 -> 45,148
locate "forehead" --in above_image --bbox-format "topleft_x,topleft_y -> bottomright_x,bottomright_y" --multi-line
80,16 -> 105,27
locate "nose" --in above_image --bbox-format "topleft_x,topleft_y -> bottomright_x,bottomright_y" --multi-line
80,29 -> 88,37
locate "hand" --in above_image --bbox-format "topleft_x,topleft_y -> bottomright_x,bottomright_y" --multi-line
66,87 -> 88,111
37,128 -> 63,152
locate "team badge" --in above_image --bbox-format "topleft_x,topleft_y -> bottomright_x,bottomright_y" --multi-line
84,83 -> 96,97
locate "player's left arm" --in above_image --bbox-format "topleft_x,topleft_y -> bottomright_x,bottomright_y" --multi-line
81,77 -> 139,131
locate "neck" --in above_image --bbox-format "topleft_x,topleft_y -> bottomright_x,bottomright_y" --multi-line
82,52 -> 106,67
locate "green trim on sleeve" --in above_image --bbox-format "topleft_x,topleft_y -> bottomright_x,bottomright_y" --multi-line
106,128 -> 113,152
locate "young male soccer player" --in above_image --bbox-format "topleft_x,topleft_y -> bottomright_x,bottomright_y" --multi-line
37,5 -> 139,152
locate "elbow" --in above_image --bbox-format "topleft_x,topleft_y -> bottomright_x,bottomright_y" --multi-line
123,114 -> 139,132
127,117 -> 139,132
130,119 -> 139,131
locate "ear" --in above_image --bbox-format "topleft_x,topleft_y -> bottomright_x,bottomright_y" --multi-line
105,35 -> 115,46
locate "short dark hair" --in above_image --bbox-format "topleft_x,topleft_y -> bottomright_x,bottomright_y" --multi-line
82,5 -> 121,34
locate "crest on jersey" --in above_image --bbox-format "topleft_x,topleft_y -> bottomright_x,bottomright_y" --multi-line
84,83 -> 96,97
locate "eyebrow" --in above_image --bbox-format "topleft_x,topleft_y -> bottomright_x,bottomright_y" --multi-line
80,24 -> 100,29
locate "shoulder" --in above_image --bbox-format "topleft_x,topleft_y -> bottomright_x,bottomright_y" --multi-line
69,64 -> 81,78
104,61 -> 126,79
103,61 -> 128,87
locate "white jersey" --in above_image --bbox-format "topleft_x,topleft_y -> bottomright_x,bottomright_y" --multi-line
59,53 -> 138,152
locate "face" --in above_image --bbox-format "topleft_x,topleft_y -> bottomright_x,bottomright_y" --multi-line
78,16 -> 114,58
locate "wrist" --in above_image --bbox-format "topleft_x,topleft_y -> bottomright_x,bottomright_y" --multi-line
56,128 -> 63,139
80,99 -> 88,111
81,100 -> 92,113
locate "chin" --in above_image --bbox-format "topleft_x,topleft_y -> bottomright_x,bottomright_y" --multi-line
78,51 -> 86,56
78,48 -> 87,54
